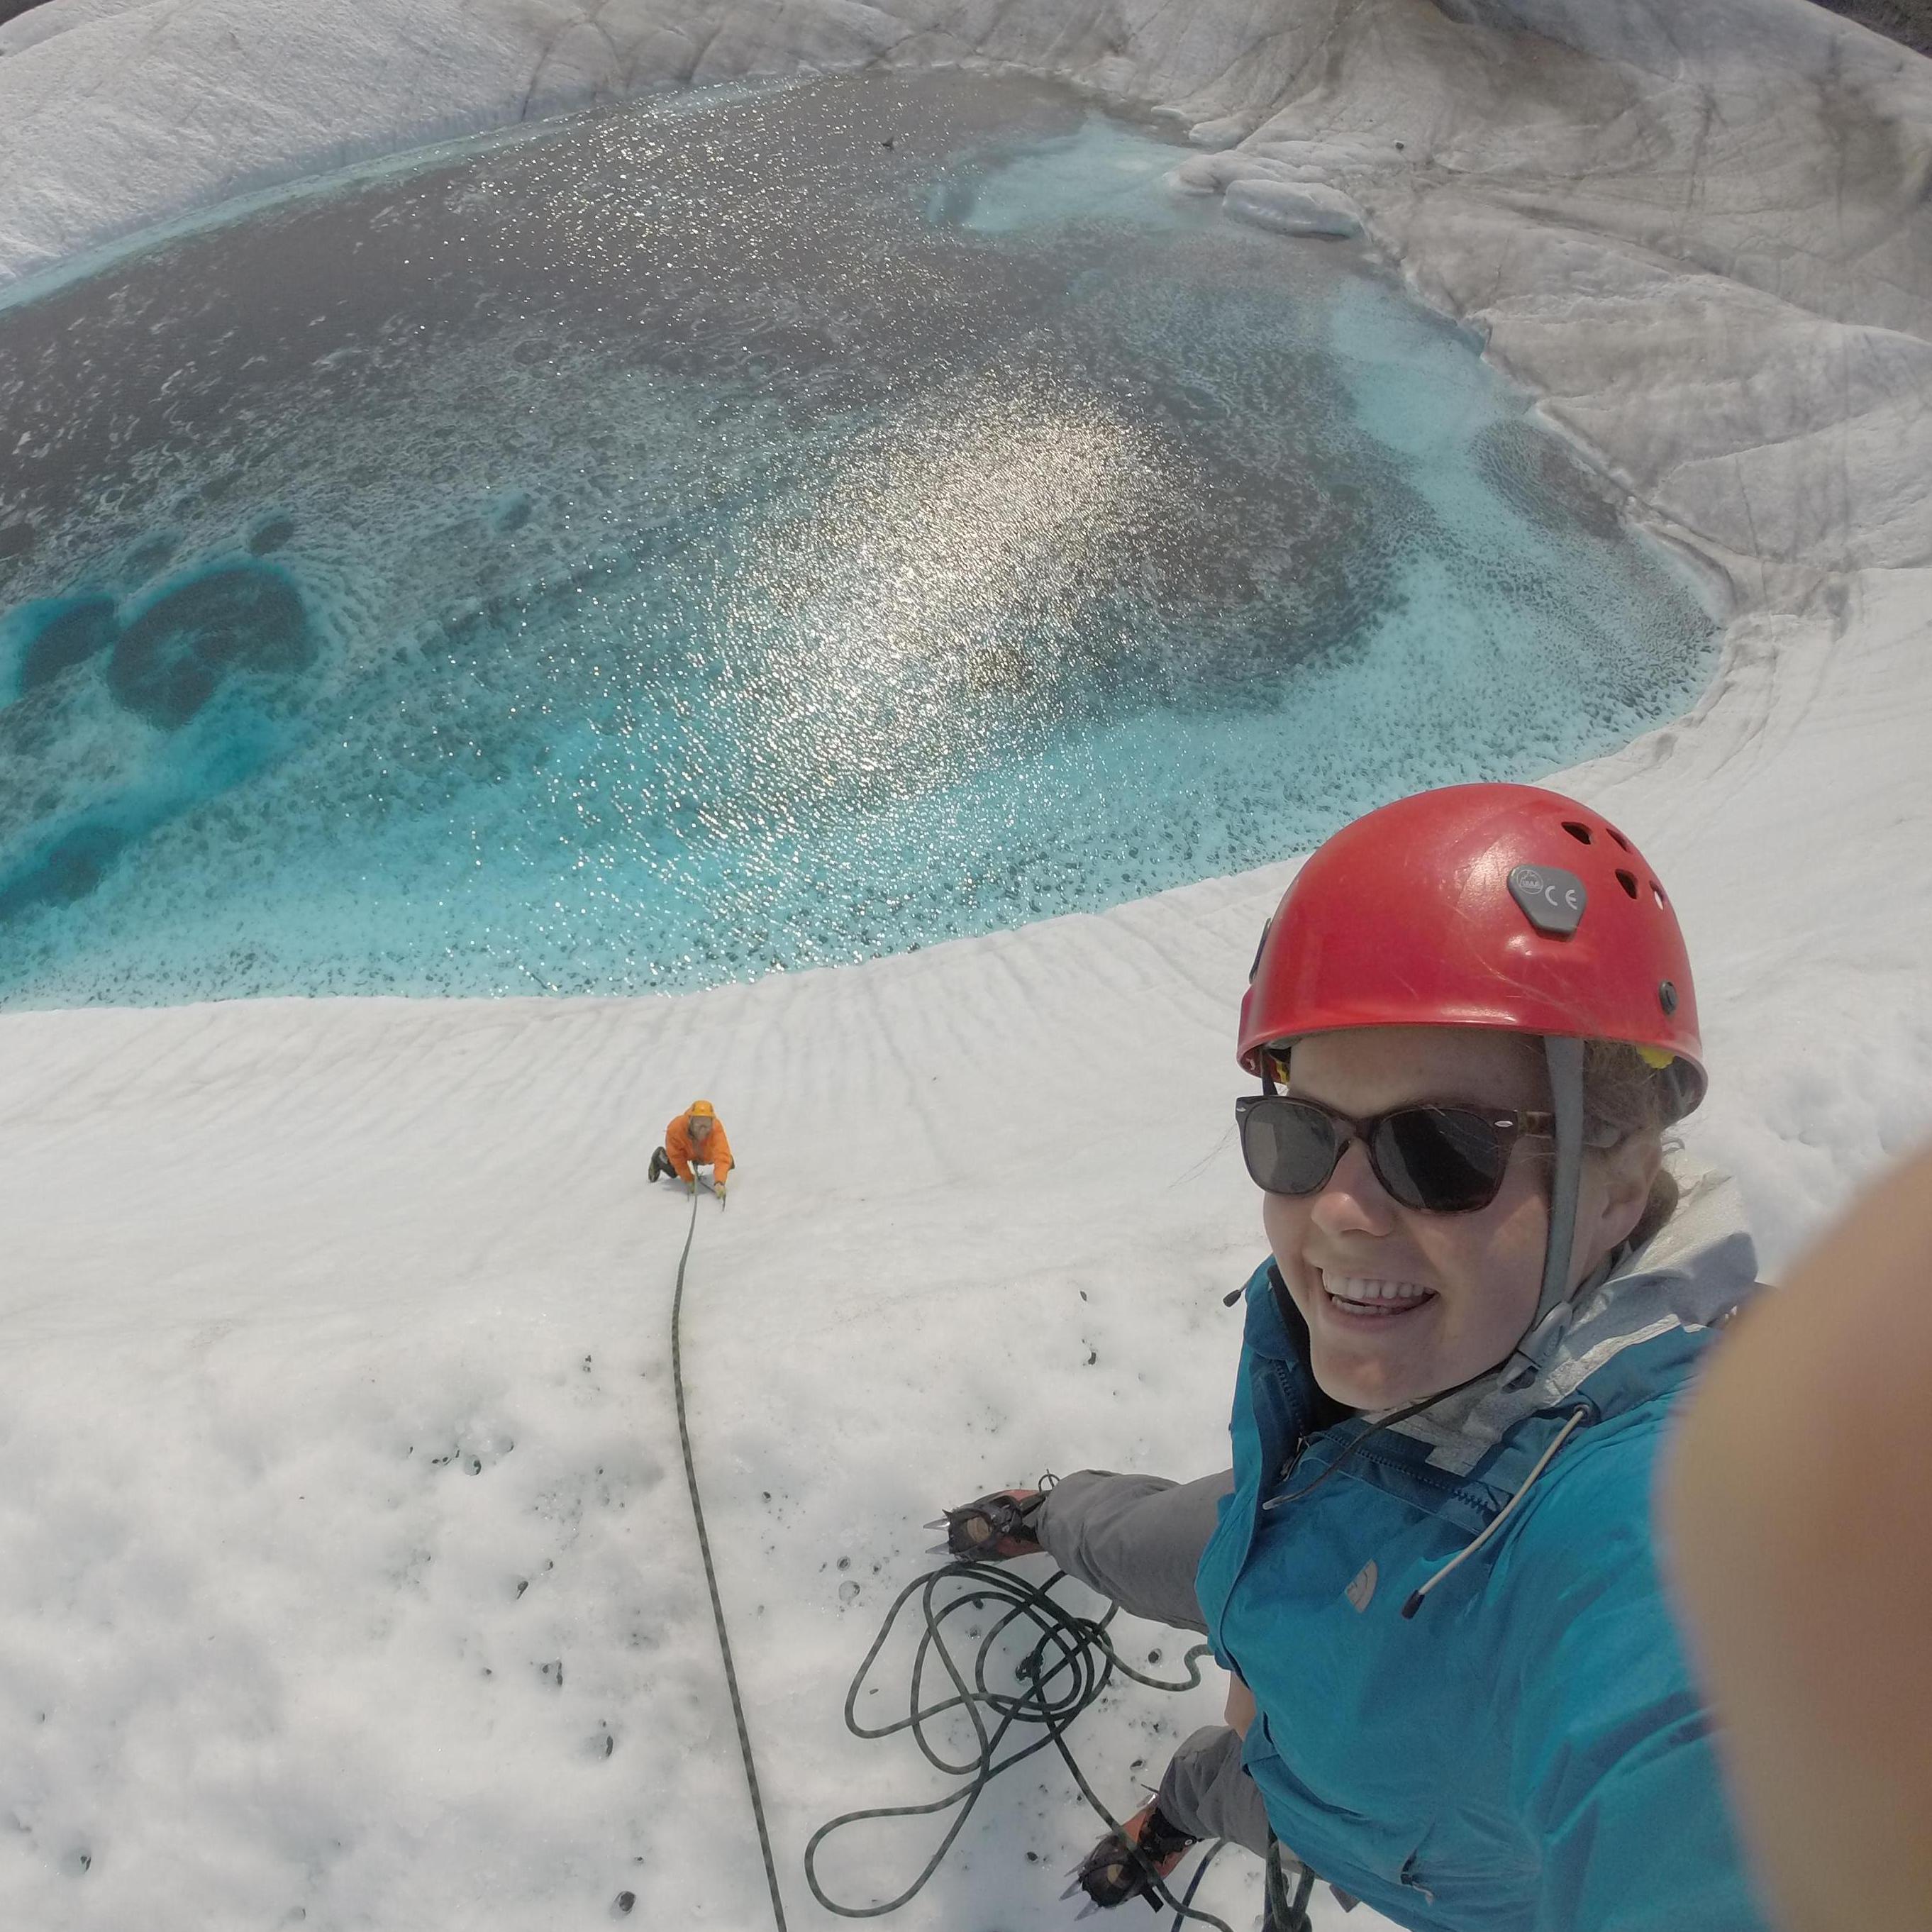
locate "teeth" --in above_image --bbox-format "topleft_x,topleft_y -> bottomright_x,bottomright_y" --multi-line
1321,1272 -> 1433,1306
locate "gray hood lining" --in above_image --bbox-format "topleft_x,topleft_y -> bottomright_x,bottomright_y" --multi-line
1386,1160 -> 1761,1476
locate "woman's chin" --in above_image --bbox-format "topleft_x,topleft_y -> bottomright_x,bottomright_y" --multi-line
1306,1297 -> 1441,1409
1311,1350 -> 1425,1410
1308,1325 -> 1455,1409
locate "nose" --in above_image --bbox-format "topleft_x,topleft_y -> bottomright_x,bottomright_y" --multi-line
1308,1136 -> 1398,1239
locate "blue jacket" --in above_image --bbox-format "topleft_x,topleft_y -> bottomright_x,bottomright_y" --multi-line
1194,1165 -> 1772,1931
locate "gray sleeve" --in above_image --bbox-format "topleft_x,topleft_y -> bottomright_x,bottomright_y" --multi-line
1034,1467 -> 1233,1635
1157,1724 -> 1273,1857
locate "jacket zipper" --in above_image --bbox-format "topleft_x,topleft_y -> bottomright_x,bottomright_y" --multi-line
1262,1359 -> 1312,1499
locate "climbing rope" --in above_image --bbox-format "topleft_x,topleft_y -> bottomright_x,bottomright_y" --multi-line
804,1558 -> 1240,1932
670,1186 -> 789,1932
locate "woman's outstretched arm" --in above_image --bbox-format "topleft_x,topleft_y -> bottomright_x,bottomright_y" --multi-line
1664,1143 -> 1932,1932
1036,1467 -> 1234,1633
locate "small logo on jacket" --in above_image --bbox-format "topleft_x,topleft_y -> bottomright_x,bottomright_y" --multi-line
1345,1560 -> 1377,1612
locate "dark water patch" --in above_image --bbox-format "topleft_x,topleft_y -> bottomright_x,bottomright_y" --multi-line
493,493 -> 534,536
1474,418 -> 1626,540
247,513 -> 296,555
122,530 -> 182,583
0,648 -> 313,934
0,821 -> 133,921
108,562 -> 315,728
193,465 -> 248,506
13,593 -> 118,696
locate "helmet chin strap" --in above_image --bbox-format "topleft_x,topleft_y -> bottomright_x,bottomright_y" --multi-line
1418,1035 -> 1591,1406
1535,1035 -> 1587,1327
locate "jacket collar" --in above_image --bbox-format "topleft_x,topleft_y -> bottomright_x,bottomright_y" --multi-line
1384,1159 -> 1761,1475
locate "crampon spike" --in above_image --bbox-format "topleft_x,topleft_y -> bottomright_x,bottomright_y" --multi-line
933,1489 -> 1045,1562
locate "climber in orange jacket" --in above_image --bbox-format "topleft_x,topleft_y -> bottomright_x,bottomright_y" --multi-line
648,1099 -> 734,1201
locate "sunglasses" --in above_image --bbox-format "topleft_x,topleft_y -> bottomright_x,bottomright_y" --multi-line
1235,1093 -> 1555,1214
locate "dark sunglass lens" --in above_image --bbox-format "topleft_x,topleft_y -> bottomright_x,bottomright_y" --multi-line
1243,1101 -> 1340,1196
1374,1107 -> 1510,1213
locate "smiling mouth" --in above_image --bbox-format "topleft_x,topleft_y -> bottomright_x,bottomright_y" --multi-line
1318,1270 -> 1438,1320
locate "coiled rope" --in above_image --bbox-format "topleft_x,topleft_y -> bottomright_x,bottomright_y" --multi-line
804,1560 -> 1238,1932
672,1189 -> 1293,1932
670,1186 -> 789,1932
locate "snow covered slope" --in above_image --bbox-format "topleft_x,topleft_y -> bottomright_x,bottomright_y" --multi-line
1,0 -> 1930,1926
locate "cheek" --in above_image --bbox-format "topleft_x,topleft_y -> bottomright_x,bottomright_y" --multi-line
1261,1193 -> 1326,1318
1435,1184 -> 1548,1328
1261,1192 -> 1309,1272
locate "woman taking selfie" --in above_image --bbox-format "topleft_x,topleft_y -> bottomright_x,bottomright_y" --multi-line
949,782 -> 1770,1931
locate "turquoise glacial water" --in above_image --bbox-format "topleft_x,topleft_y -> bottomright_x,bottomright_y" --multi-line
0,73 -> 1716,1006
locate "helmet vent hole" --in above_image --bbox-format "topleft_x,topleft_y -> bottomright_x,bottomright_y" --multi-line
1650,879 -> 1667,908
1606,826 -> 1632,852
1562,821 -> 1593,845
1616,868 -> 1638,899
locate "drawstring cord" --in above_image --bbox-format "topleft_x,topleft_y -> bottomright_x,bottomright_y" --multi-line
1398,1407 -> 1588,1620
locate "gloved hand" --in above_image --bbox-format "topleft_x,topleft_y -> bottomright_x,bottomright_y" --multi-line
684,1177 -> 697,1196
1063,1802 -> 1197,1911
714,1178 -> 728,1204
927,1487 -> 1045,1562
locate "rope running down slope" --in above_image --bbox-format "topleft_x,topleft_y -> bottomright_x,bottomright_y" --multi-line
670,1184 -> 789,1932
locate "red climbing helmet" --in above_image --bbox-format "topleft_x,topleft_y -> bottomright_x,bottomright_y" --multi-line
1238,782 -> 1704,1111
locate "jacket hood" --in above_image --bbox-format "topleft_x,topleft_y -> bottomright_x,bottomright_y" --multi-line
1387,1157 -> 1761,1477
